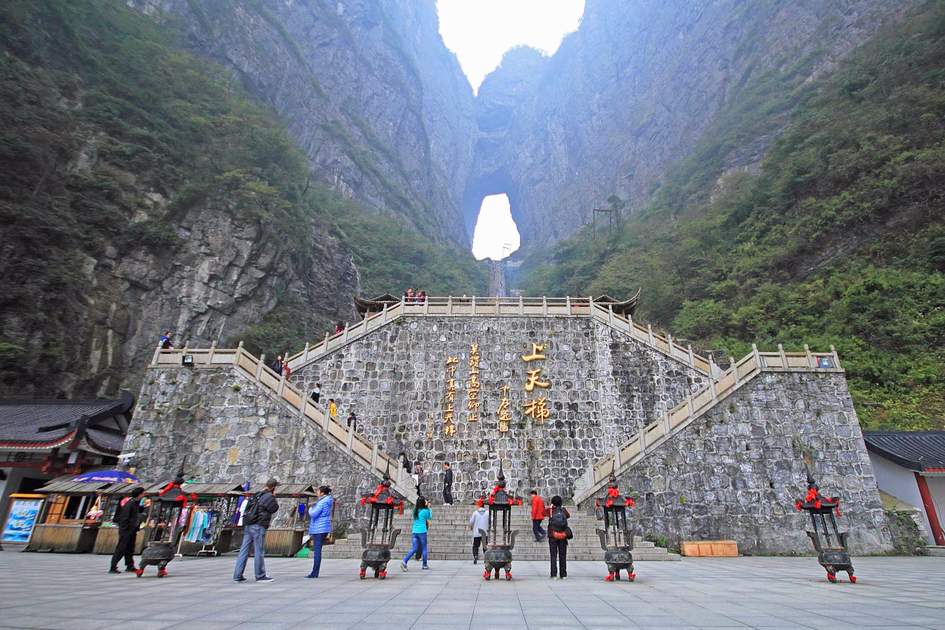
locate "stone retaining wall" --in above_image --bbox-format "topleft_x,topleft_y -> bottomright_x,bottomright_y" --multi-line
124,367 -> 376,527
290,316 -> 707,500
613,371 -> 892,554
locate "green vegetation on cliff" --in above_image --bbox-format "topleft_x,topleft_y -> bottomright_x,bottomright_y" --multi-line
521,3 -> 945,429
0,0 -> 484,392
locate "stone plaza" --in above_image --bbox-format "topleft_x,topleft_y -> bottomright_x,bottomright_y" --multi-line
0,554 -> 944,629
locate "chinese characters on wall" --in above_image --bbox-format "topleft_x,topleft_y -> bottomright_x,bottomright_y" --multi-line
442,340 -> 552,438
521,342 -> 551,422
443,355 -> 458,437
467,344 -> 481,422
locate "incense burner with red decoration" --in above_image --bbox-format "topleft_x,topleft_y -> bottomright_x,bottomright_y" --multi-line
136,470 -> 197,578
357,466 -> 404,579
480,462 -> 523,581
594,474 -> 637,582
794,474 -> 856,583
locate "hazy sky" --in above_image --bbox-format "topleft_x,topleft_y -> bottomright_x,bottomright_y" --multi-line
437,0 -> 585,92
438,0 -> 584,259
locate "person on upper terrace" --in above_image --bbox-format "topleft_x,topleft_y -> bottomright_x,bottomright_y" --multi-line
404,288 -> 415,304
271,355 -> 283,375
159,331 -> 174,349
334,321 -> 345,334
417,290 -> 427,304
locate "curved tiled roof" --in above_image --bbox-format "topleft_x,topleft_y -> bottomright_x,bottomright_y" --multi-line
863,431 -> 945,472
0,391 -> 134,455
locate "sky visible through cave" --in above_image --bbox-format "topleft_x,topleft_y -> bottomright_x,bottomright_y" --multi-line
438,0 -> 585,261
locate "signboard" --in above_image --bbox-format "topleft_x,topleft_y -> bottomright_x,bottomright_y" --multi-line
2,495 -> 44,543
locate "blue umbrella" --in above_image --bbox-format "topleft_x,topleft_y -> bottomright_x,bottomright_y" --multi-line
72,470 -> 139,484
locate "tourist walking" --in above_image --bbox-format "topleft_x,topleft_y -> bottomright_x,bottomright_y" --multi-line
310,382 -> 321,404
547,495 -> 570,579
530,490 -> 547,542
335,321 -> 345,334
305,486 -> 333,579
442,462 -> 453,505
469,498 -> 489,564
328,399 -> 337,421
270,355 -> 283,375
109,487 -> 145,574
233,479 -> 280,583
400,496 -> 431,571
346,410 -> 358,431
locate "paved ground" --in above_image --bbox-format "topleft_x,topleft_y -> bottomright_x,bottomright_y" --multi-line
0,553 -> 943,629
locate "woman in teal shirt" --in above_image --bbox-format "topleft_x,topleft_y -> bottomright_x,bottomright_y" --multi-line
400,497 -> 431,570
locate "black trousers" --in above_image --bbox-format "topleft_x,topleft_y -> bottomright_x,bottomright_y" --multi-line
110,528 -> 136,569
472,536 -> 483,559
549,538 -> 568,577
443,483 -> 453,505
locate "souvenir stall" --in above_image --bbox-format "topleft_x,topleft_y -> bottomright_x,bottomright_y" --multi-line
174,483 -> 244,556
26,471 -> 139,553
263,484 -> 318,557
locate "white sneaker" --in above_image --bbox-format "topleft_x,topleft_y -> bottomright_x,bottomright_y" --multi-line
400,561 -> 408,572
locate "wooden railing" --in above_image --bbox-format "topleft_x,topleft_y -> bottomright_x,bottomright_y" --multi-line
572,344 -> 843,506
283,296 -> 716,376
149,344 -> 417,504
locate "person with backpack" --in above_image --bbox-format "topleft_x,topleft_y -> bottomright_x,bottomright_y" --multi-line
546,495 -> 571,579
109,487 -> 145,574
232,478 -> 280,583
530,490 -> 547,542
468,496 -> 489,564
305,486 -> 333,579
400,496 -> 431,571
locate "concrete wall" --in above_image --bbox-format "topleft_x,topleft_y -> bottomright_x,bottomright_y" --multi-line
869,454 -> 934,544
123,367 -> 377,527
614,372 -> 892,554
290,316 -> 707,501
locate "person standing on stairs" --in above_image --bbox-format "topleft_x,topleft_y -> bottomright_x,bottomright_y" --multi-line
469,497 -> 489,564
400,496 -> 431,571
413,458 -> 424,493
530,490 -> 547,542
310,382 -> 321,404
442,462 -> 454,505
328,399 -> 337,422
547,495 -> 571,580
305,485 -> 333,579
270,355 -> 283,375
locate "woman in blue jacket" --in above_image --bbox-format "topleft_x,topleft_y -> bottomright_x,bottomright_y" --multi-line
305,485 -> 333,578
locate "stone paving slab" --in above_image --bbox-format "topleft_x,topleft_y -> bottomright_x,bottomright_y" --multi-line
0,553 -> 943,629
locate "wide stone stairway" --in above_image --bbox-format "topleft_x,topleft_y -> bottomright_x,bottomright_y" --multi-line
321,503 -> 680,562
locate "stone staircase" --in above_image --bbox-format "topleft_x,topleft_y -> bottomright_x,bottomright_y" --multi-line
321,503 -> 679,561
283,296 -> 718,377
150,344 -> 418,503
573,344 -> 844,505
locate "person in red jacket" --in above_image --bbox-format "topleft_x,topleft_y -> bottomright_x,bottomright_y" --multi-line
530,490 -> 546,541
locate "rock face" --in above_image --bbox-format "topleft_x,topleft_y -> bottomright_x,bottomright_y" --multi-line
616,371 -> 891,554
466,0 -> 919,251
290,315 -> 708,500
137,0 -> 476,245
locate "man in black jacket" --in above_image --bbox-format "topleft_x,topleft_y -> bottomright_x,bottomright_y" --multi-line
232,478 -> 280,583
109,487 -> 145,574
442,462 -> 454,505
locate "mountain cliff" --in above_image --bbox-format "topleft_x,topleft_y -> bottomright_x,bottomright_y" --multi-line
470,0 -> 919,251
137,0 -> 475,246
